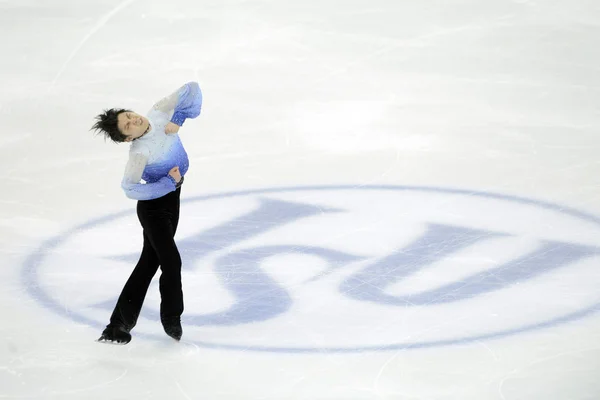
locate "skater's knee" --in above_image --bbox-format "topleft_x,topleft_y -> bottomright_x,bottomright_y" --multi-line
160,252 -> 182,270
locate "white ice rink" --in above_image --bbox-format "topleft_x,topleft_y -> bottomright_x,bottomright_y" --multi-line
1,0 -> 600,399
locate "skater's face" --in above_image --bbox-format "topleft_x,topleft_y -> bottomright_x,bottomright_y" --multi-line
117,111 -> 150,142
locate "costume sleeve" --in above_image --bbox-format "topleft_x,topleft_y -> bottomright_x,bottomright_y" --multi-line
121,151 -> 176,200
152,81 -> 202,126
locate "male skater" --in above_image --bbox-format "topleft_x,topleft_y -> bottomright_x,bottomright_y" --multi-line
90,81 -> 202,344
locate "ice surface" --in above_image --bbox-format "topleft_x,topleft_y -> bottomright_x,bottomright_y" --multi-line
1,0 -> 600,399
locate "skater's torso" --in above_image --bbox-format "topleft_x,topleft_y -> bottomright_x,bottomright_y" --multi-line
130,108 -> 189,184
119,81 -> 201,201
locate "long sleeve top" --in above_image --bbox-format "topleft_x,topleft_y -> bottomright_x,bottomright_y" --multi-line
120,82 -> 202,200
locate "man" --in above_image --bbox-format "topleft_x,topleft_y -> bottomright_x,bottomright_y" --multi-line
90,81 -> 202,344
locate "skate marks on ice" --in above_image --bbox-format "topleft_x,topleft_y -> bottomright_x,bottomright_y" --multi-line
50,0 -> 139,88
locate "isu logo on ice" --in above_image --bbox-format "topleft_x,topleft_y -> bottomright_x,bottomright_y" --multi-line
24,186 -> 600,352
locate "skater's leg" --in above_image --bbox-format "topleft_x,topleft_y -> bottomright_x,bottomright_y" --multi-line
144,216 -> 183,318
107,231 -> 160,331
142,189 -> 184,339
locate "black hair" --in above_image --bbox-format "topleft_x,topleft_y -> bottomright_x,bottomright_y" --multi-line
90,108 -> 131,143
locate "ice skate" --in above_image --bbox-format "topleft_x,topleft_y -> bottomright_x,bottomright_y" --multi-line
161,317 -> 182,341
97,325 -> 132,345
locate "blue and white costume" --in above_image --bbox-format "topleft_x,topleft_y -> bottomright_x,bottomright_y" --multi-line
121,82 -> 202,200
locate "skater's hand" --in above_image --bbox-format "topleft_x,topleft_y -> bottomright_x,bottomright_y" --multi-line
168,166 -> 182,183
165,122 -> 180,134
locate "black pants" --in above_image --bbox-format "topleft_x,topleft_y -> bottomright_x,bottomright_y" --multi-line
107,187 -> 183,331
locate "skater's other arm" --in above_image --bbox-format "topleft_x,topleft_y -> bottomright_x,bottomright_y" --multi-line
152,81 -> 203,128
120,152 -> 177,200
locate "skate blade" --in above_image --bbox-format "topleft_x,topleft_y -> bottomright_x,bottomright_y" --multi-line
96,337 -> 130,345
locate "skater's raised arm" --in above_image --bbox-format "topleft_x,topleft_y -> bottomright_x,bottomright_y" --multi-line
120,151 -> 177,200
152,81 -> 203,127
